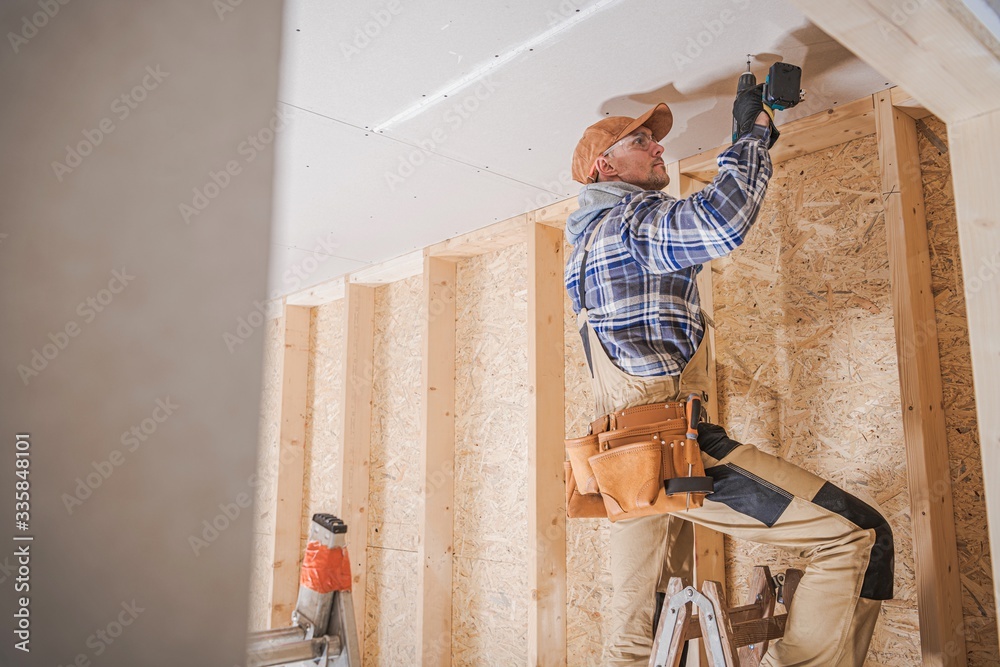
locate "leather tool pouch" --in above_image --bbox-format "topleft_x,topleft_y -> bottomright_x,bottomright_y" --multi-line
565,416 -> 713,522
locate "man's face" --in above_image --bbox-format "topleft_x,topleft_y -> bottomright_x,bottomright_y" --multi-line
599,128 -> 668,190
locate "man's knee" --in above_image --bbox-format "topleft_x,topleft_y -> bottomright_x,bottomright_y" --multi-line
811,482 -> 895,600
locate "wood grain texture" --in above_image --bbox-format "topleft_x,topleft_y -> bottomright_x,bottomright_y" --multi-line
918,115 -> 999,665
339,285 -> 376,657
788,0 -> 1000,123
270,304 -> 311,627
948,106 -> 1000,661
875,91 -> 966,665
417,255 -> 458,667
528,223 -> 568,666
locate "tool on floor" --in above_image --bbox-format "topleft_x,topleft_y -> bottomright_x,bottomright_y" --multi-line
649,565 -> 803,667
246,514 -> 361,667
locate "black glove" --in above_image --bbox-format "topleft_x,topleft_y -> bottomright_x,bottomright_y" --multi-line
733,83 -> 779,148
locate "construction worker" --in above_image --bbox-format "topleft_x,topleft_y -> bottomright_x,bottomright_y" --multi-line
565,88 -> 894,666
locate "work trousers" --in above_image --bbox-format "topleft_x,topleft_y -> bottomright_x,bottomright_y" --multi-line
582,315 -> 894,666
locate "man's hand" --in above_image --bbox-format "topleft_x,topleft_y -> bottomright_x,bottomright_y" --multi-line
733,84 -> 779,148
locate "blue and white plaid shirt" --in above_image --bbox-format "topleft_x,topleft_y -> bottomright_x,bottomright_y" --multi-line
565,125 -> 773,376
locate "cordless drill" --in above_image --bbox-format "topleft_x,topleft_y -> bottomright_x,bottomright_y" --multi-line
732,58 -> 804,142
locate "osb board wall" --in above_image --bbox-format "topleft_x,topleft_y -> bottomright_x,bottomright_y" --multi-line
563,246 -> 614,667
248,312 -> 284,631
452,243 -> 530,666
301,301 -> 346,554
713,134 -> 918,663
364,276 -> 422,666
919,116 -> 997,664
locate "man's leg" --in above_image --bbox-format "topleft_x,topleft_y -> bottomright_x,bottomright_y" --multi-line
608,513 -> 693,666
680,423 -> 894,667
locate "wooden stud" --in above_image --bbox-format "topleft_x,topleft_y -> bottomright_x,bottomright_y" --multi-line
417,254 -> 458,666
338,284 -> 376,657
528,222 -> 568,666
875,90 -> 966,664
947,106 -> 1000,650
270,304 -> 311,627
286,278 -> 345,307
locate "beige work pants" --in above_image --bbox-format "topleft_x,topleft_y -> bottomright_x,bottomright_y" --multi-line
582,314 -> 892,667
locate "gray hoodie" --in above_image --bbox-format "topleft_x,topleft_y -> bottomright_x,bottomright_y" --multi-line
565,182 -> 647,245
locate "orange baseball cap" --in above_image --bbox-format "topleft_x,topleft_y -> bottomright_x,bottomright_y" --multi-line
571,103 -> 673,184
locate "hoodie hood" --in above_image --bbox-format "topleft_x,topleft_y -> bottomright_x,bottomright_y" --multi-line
565,182 -> 645,245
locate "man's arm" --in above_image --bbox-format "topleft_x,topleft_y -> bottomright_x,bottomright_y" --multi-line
619,121 -> 773,273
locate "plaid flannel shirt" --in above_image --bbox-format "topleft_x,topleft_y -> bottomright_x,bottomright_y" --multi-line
565,124 -> 773,376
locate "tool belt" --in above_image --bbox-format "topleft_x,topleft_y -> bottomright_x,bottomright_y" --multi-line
564,396 -> 714,522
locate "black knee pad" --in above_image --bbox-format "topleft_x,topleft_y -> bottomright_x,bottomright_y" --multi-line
696,422 -> 742,460
811,482 -> 895,600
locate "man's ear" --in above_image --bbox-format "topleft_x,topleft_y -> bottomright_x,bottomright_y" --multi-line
593,155 -> 617,179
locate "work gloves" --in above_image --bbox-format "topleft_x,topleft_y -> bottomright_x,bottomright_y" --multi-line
733,83 -> 779,148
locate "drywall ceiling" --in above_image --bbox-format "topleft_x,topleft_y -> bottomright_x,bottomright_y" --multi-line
268,0 -> 893,296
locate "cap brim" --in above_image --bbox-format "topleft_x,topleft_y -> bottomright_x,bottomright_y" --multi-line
614,103 -> 673,144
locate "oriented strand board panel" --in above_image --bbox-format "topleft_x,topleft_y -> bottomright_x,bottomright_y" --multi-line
364,275 -> 423,664
562,242 -> 615,667
452,243 -> 530,666
712,134 -> 920,665
919,116 -> 999,665
249,313 -> 286,632
301,301 -> 346,557
365,546 -> 420,666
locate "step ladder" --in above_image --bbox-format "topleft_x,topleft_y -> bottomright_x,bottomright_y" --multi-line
246,514 -> 361,667
649,565 -> 803,667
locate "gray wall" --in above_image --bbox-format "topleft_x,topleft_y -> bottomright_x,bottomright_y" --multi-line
0,2 -> 283,665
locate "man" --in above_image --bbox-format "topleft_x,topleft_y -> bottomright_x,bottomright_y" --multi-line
565,89 -> 894,666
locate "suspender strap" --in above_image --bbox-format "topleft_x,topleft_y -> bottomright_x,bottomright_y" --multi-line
578,216 -> 607,311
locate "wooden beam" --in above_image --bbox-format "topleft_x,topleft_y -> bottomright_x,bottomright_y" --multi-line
788,0 -> 1000,124
891,87 -> 933,121
428,214 -> 528,260
286,278 -> 345,307
338,284 -> 376,657
270,304 -> 311,627
947,106 -> 1000,649
534,198 -> 579,226
527,222 -> 567,666
350,250 -> 423,286
679,95 -> 876,183
417,254 -> 458,666
874,90 -> 966,665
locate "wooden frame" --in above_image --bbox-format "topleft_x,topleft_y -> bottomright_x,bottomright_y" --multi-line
416,254 -> 458,666
875,90 -> 965,662
269,304 -> 311,627
338,284 -> 376,656
788,0 -> 1000,659
527,222 -> 568,666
